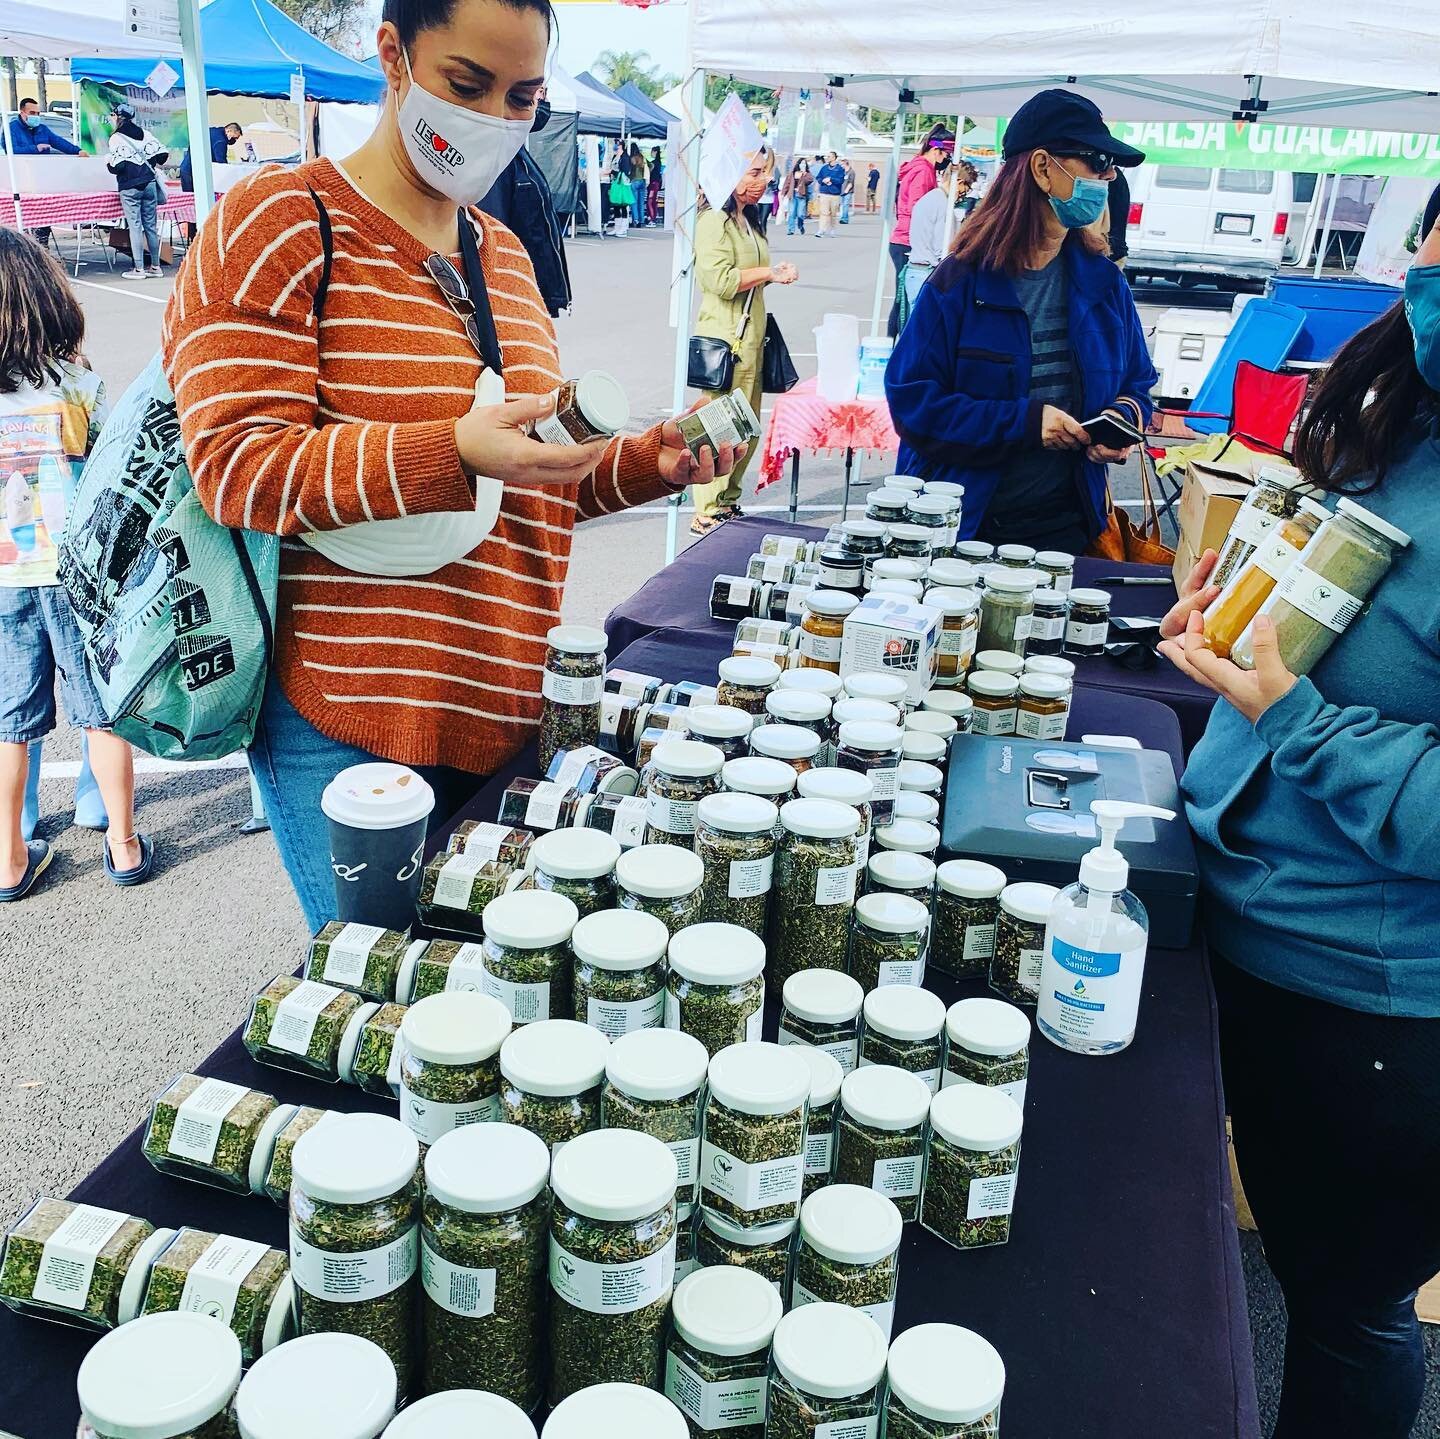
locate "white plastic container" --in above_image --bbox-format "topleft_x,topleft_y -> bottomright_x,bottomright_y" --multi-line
382,1390 -> 536,1439
543,1383 -> 688,1439
498,1018 -> 611,1154
884,1322 -> 1007,1437
814,313 -> 861,402
769,1300 -> 889,1432
236,1332 -> 398,1439
779,968 -> 865,1073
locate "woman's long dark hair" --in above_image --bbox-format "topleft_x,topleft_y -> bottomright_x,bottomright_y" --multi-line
0,230 -> 84,394
1292,302 -> 1432,493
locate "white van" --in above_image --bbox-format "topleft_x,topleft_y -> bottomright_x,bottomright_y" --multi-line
1125,164 -> 1300,289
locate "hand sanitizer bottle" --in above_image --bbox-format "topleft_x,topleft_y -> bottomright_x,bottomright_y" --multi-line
1037,800 -> 1176,1056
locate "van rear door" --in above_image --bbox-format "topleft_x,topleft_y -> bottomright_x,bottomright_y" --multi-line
1136,165 -> 1211,251
1209,169 -> 1286,264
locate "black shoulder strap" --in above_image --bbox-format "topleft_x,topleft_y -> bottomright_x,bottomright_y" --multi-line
305,183 -> 334,322
457,208 -> 506,378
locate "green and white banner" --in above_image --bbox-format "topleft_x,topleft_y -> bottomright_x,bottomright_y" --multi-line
76,78 -> 191,158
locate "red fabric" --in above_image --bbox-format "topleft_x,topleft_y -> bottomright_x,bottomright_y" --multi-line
14,188 -> 196,229
1230,360 -> 1309,454
757,376 -> 900,489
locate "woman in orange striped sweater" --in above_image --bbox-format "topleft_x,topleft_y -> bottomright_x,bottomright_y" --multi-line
163,0 -> 743,928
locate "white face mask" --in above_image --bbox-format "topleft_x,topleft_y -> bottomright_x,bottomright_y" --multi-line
397,48 -> 533,206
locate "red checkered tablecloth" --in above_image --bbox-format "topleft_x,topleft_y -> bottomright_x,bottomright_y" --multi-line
12,190 -> 123,229
757,374 -> 900,488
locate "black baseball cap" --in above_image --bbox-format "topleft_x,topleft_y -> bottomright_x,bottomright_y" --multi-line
1003,89 -> 1145,168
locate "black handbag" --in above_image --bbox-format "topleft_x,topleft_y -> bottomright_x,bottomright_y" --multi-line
762,313 -> 799,393
686,334 -> 736,392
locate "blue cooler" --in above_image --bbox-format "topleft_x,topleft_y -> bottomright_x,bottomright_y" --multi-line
1266,276 -> 1400,360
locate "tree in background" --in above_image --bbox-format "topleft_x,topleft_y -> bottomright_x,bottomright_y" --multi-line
704,77 -> 778,115
274,0 -> 370,53
595,49 -> 677,99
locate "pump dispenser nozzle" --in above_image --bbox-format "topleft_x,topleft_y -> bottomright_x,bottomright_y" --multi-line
1080,801 -> 1176,893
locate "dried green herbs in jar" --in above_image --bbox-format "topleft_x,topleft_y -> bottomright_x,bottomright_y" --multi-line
883,1322 -> 1007,1439
289,1113 -> 421,1398
616,842 -> 706,934
547,1129 -> 679,1405
988,883 -> 1058,1005
773,798 -> 861,986
420,1122 -> 550,1409
400,940 -> 486,1004
694,792 -> 778,935
447,818 -> 534,868
397,992 -> 511,1150
261,1107 -> 337,1208
242,975 -> 367,1082
849,892 -> 930,992
343,1002 -> 408,1098
834,1066 -> 931,1223
942,997 -> 1031,1107
694,1210 -> 796,1301
666,923 -> 766,1058
529,828 -> 621,919
700,1042 -> 810,1229
539,625 -> 607,772
931,861 -> 1007,980
303,923 -> 408,1003
499,1017 -> 610,1155
792,1047 -> 844,1199
644,740 -> 726,850
480,888 -> 579,1025
859,986 -> 947,1094
767,1301 -> 888,1439
779,969 -> 864,1074
142,1073 -> 281,1194
920,1084 -> 1023,1251
792,1182 -> 902,1339
571,907 -> 670,1037
0,1197 -> 155,1330
417,851 -> 514,937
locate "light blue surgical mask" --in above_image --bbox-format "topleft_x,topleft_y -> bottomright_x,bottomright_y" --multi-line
1404,263 -> 1440,391
1048,162 -> 1109,229
21,113 -> 39,129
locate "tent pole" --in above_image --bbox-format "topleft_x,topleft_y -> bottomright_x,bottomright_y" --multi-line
870,91 -> 910,336
1313,172 -> 1340,278
940,112 -> 962,255
4,107 -> 23,229
179,0 -> 215,226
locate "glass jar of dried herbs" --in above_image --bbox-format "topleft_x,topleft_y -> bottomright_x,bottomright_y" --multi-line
835,720 -> 904,828
793,1183 -> 903,1339
773,798 -> 862,986
989,883 -> 1059,1005
665,1265 -> 782,1439
920,1084 -> 1023,1251
700,1041 -> 810,1229
539,625 -> 607,771
1,1198 -> 158,1330
685,704 -> 755,762
545,1382 -> 688,1439
943,998 -> 1031,1106
779,969 -> 864,1073
720,755 -> 798,804
261,1107 -> 337,1207
835,1065 -> 930,1221
447,818 -> 534,867
417,850 -> 515,938
529,827 -> 621,918
644,740 -> 726,849
234,1331 -> 398,1439
793,1046 -> 843,1199
716,655 -> 783,717
616,843 -> 705,933
571,907 -> 670,1036
976,569 -> 1038,654
498,778 -> 584,833
694,1210 -> 796,1301
765,688 -> 833,759
860,986 -> 947,1093
666,922 -> 766,1057
77,1311 -> 242,1439
480,888 -> 580,1025
343,1002 -> 407,1098
768,1301 -> 889,1439
419,1122 -> 550,1410
866,850 -> 936,903
499,1017 -> 611,1155
304,923 -> 408,1003
547,1128 -> 679,1404
580,791 -> 650,850
1062,587 -> 1112,658
796,766 -> 874,867
883,1322 -> 1007,1439
398,940 -> 482,1004
136,1228 -> 291,1365
242,976 -> 369,1082
694,792 -> 778,935
932,860 -> 1008,980
397,992 -> 511,1149
748,724 -> 823,778
289,1113 -> 421,1397
141,1074 -> 282,1194
850,892 -> 930,992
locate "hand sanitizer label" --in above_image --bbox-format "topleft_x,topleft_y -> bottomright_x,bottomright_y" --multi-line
1038,936 -> 1144,1049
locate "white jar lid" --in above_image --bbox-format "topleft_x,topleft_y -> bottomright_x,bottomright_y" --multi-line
718,655 -> 783,688
866,486 -> 911,508
837,720 -> 905,753
668,921 -> 767,985
937,859 -> 1008,900
606,1026 -> 709,1100
869,558 -> 925,583
1033,550 -> 1074,569
395,939 -> 428,1005
886,1323 -> 1006,1425
921,584 -> 981,617
929,1083 -> 1024,1151
750,723 -> 821,761
887,523 -> 931,543
424,1122 -> 550,1213
926,560 -> 978,588
832,698 -> 901,728
799,1182 -> 903,1267
672,1265 -> 784,1358
854,890 -> 930,934
777,668 -> 845,698
1297,496 -> 1332,522
320,763 -> 435,831
793,1044 -> 844,1107
999,880 -> 1059,924
968,673 -> 1018,699
722,755 -> 799,798
772,1301 -> 889,1398
897,760 -> 943,794
874,819 -> 940,855
697,791 -> 778,836
805,589 -> 860,617
780,797 -> 861,840
867,850 -> 936,891
707,1040 -> 811,1115
500,1019 -> 610,1095
945,997 -> 1031,1057
906,709 -> 959,736
1256,462 -> 1305,490
545,623 -> 608,655
894,791 -> 939,825
700,1208 -> 799,1249
1023,655 -> 1076,679
984,569 -> 1040,593
573,369 -> 630,435
615,843 -> 704,898
906,494 -> 951,517
974,650 -> 1025,675
550,1128 -> 677,1220
571,907 -> 669,971
842,672 -> 909,705
1334,496 -> 1413,546
766,689 -> 832,724
236,1333 -> 396,1439
955,540 -> 993,558
248,1103 -> 299,1195
80,1312 -> 241,1439
687,703 -> 756,739
530,827 -> 621,880
841,518 -> 885,538
292,1112 -> 418,1205
871,579 -> 923,599
482,888 -> 579,948
651,738 -> 726,778
995,543 -> 1036,562
401,991 -> 511,1065
543,1383 -> 688,1439
840,1063 -> 931,1130
862,985 -> 946,1042
1067,586 -> 1112,607
382,1389 -> 537,1439
1020,673 -> 1071,700
782,968 -> 864,1024
796,767 -> 874,806
923,480 -> 965,498
116,1228 -> 179,1325
901,731 -> 946,764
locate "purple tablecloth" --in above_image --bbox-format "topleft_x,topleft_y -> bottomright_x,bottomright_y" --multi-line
606,518 -> 1218,753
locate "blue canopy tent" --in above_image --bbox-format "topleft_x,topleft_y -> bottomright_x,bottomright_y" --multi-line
575,70 -> 668,139
616,81 -> 679,131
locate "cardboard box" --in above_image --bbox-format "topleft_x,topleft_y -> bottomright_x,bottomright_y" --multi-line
1419,1274 -> 1440,1325
840,595 -> 941,704
1172,457 -> 1253,590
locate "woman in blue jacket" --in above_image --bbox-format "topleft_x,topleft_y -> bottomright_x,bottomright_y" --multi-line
885,90 -> 1154,552
1159,223 -> 1440,1438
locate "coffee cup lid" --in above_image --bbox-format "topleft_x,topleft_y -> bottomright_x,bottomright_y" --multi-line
321,763 -> 434,831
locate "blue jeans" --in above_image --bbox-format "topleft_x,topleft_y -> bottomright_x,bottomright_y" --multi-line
787,193 -> 806,234
0,585 -> 108,742
840,191 -> 852,222
118,184 -> 159,272
631,180 -> 646,224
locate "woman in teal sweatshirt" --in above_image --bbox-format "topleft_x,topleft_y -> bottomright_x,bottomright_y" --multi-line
1159,222 -> 1440,1439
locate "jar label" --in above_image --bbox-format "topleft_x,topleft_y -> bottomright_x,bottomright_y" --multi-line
270,980 -> 343,1056
819,562 -> 856,588
1274,561 -> 1364,634
1232,502 -> 1281,548
1252,531 -> 1305,582
746,1004 -> 764,1041
1019,946 -> 1044,994
877,957 -> 925,986
432,851 -> 492,910
168,1076 -> 249,1164
814,863 -> 857,907
727,579 -> 756,608
766,536 -> 806,559
31,1205 -> 129,1310
647,789 -> 699,836
700,403 -> 746,450
524,781 -> 569,830
729,854 -> 774,899
668,1137 -> 700,1188
778,1028 -> 858,1074
481,969 -> 551,1025
586,986 -> 666,1039
966,1170 -> 1018,1220
675,1253 -> 702,1283
799,629 -> 843,662
804,1128 -> 834,1175
178,1234 -> 272,1328
664,987 -> 681,1030
420,1235 -> 496,1317
872,1152 -> 923,1199
867,762 -> 900,802
553,746 -> 610,789
321,923 -> 385,986
1013,613 -> 1032,642
962,923 -> 996,963
701,1142 -> 804,1214
815,1414 -> 879,1439
607,794 -> 650,848
1027,613 -> 1065,642
938,624 -> 977,659
549,1234 -> 676,1315
290,1225 -> 418,1303
542,670 -> 603,706
1064,619 -> 1108,648
460,822 -> 512,862
443,943 -> 489,993
400,1082 -> 501,1145
969,705 -> 1016,736
665,1351 -> 769,1431
1016,708 -> 1067,741
753,557 -> 790,582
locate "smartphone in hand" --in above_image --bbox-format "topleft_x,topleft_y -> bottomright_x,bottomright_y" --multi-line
1080,411 -> 1145,449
